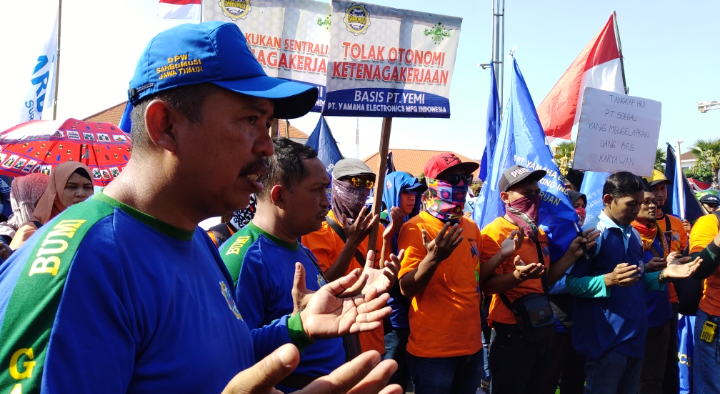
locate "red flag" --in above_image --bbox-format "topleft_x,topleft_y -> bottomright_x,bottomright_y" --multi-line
537,15 -> 624,141
158,0 -> 201,20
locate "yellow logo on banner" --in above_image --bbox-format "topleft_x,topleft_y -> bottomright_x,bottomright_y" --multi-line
344,3 -> 370,36
220,0 -> 252,21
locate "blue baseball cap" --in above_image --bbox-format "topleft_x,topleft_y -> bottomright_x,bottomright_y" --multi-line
127,22 -> 317,119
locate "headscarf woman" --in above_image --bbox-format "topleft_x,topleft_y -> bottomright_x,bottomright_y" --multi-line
0,173 -> 50,243
10,162 -> 94,250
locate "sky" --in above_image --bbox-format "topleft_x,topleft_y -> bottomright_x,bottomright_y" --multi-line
1,0 -> 718,162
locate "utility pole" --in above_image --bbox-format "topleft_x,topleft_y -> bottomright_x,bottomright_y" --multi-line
492,0 -> 505,114
355,117 -> 360,159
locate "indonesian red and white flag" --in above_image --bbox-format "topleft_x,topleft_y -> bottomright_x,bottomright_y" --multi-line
537,15 -> 625,141
158,0 -> 201,20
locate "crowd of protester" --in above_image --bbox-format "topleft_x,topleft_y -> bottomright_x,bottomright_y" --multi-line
2,21 -> 720,394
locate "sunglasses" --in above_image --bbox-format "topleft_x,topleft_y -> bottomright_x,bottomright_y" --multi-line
437,173 -> 473,186
349,177 -> 375,189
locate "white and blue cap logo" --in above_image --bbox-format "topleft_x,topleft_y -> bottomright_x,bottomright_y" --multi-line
127,22 -> 318,119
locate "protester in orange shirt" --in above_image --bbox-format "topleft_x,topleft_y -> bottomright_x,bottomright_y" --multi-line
643,169 -> 688,393
302,158 -> 399,355
480,165 -> 598,394
687,211 -> 720,392
397,153 -> 525,394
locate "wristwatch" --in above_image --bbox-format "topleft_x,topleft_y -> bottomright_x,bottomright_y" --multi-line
658,270 -> 668,284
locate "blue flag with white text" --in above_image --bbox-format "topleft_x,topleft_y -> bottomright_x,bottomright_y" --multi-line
479,62 -> 500,182
580,171 -> 611,226
665,144 -> 704,223
473,59 -> 578,250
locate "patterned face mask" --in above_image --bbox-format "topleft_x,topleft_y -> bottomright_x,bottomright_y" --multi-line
424,177 -> 468,222
505,194 -> 542,243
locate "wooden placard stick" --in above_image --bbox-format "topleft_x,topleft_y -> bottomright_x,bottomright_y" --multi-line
367,117 -> 392,267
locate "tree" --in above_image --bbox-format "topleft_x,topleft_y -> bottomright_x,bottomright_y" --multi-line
553,141 -> 575,176
685,167 -> 713,183
655,148 -> 666,171
691,138 -> 720,188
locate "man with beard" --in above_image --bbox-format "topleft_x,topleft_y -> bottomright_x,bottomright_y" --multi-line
221,139 -> 401,391
0,22 -> 401,394
643,170 -> 689,393
568,172 -> 700,394
631,184 -> 675,394
480,165 -> 598,394
302,158 -> 395,354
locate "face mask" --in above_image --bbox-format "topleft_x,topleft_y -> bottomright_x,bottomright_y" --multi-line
575,206 -> 587,226
331,177 -> 371,224
505,194 -> 542,242
425,178 -> 468,222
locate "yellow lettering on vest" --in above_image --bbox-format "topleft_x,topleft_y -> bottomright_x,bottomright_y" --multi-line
10,383 -> 23,394
48,220 -> 86,238
28,256 -> 61,276
226,236 -> 250,255
36,239 -> 69,256
9,348 -> 35,380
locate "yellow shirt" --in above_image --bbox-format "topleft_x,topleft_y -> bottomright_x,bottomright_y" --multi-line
397,212 -> 483,358
689,214 -> 720,315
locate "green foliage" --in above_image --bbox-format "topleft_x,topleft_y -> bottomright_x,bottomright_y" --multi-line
655,148 -> 666,171
691,138 -> 720,187
553,141 -> 575,176
685,167 -> 713,183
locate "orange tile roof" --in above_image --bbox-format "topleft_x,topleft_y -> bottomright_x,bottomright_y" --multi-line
680,151 -> 696,161
363,149 -> 480,178
276,120 -> 309,139
83,102 -> 127,125
81,103 -> 310,139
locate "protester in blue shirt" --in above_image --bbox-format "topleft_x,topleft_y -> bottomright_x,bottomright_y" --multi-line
568,172 -> 700,394
378,171 -> 426,391
0,22 -> 402,394
220,139 -> 402,391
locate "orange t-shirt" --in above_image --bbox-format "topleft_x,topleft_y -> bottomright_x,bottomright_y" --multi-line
480,217 -> 550,326
301,210 -> 386,354
397,212 -> 483,358
689,214 -> 719,315
658,213 -> 688,303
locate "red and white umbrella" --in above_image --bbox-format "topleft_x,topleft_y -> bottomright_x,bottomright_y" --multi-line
0,118 -> 132,186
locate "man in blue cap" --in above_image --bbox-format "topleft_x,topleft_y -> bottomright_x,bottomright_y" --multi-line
0,22 -> 400,394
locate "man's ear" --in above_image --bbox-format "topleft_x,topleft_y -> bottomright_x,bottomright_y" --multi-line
270,184 -> 284,208
144,99 -> 180,153
602,193 -> 614,207
500,191 -> 510,204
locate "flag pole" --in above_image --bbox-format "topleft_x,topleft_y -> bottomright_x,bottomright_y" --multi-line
675,139 -> 686,220
367,117 -> 392,266
52,0 -> 62,120
612,11 -> 628,94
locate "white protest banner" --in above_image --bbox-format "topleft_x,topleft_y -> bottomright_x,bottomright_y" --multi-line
203,0 -> 330,112
323,1 -> 461,117
573,87 -> 661,177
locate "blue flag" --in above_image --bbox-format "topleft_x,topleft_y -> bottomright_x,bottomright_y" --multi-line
306,116 -> 343,177
119,102 -> 133,133
473,59 -> 578,246
678,315 -> 695,393
579,171 -> 611,226
664,144 -> 704,223
479,62 -> 500,182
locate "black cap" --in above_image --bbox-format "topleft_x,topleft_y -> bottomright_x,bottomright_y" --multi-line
567,190 -> 587,206
499,165 -> 547,192
700,194 -> 720,205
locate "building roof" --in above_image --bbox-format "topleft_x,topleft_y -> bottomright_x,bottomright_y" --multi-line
82,102 -> 310,142
680,151 -> 696,161
363,149 -> 480,178
83,102 -> 127,125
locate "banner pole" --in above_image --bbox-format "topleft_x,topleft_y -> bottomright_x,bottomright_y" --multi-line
368,117 -> 392,266
270,119 -> 279,138
52,0 -> 62,120
675,139 -> 685,220
613,11 -> 628,94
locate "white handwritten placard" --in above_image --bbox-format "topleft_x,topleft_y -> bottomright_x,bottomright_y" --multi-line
573,87 -> 661,177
